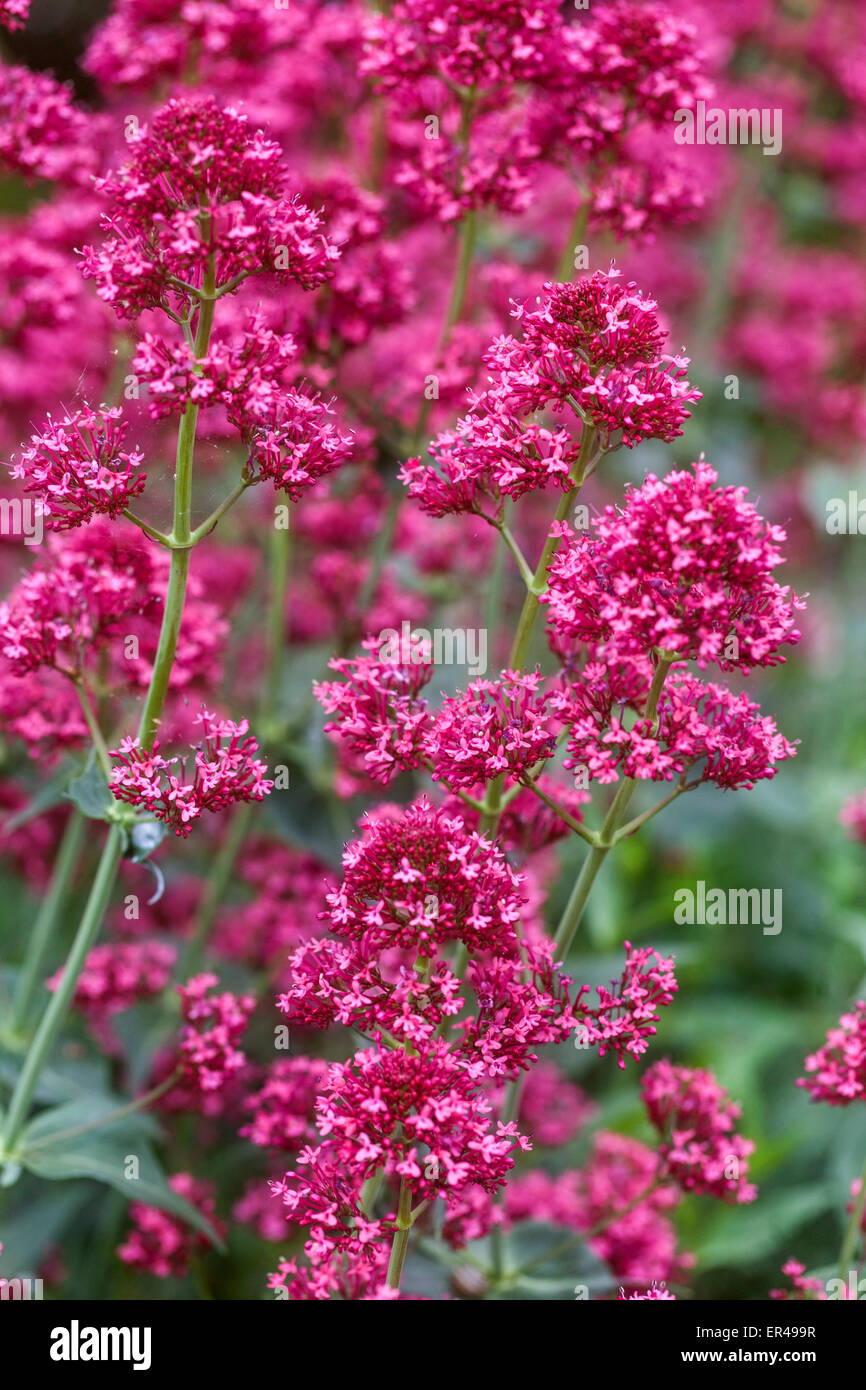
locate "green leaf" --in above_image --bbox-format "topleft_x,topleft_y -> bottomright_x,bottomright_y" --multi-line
696,1184 -> 834,1270
64,754 -> 113,821
18,1096 -> 159,1149
0,1177 -> 89,1272
18,1123 -> 225,1251
506,1221 -> 615,1298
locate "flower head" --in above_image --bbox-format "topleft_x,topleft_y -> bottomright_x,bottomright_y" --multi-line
82,97 -> 339,319
797,1001 -> 866,1105
642,1060 -> 756,1203
110,709 -> 273,837
8,405 -> 146,530
324,798 -> 525,958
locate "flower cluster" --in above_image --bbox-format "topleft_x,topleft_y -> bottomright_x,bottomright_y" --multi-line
46,941 -> 177,1025
8,405 -> 146,530
109,710 -> 273,837
324,799 -> 524,958
240,1058 -> 329,1153
797,1001 -> 866,1105
544,461 -> 804,672
642,1060 -> 756,1203
82,97 -> 339,319
0,66 -> 99,187
174,973 -> 255,1098
557,662 -> 797,789
402,272 -> 701,519
0,0 -> 28,31
117,1174 -> 225,1279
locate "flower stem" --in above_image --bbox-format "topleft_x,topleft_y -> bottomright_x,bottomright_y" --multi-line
386,1178 -> 414,1290
23,1068 -> 182,1152
837,1152 -> 866,1284
9,809 -> 86,1037
0,263 -> 220,1154
555,197 -> 589,283
553,655 -> 674,958
0,825 -> 125,1159
266,514 -> 291,715
179,801 -> 254,980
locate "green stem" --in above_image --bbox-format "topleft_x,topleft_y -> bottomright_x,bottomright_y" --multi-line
0,264 -> 220,1155
75,681 -> 114,783
555,198 -> 589,283
266,515 -> 291,715
480,426 -> 597,837
441,207 -> 476,346
188,472 -> 253,546
386,1179 -> 414,1290
553,655 -> 674,958
837,1152 -> 866,1284
0,826 -> 124,1158
9,810 -> 86,1037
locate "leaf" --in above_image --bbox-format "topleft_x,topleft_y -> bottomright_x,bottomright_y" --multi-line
0,1054 -> 112,1107
0,1178 -> 90,1273
696,1184 -> 834,1270
19,1124 -> 225,1251
1,766 -> 75,832
18,1096 -> 159,1149
64,754 -> 113,821
506,1220 -> 615,1297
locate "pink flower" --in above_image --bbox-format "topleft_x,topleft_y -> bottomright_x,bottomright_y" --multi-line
642,1060 -> 756,1203
0,0 -> 29,33
8,405 -> 146,530
46,941 -> 176,1023
248,390 -> 355,500
109,709 -> 273,837
555,661 -> 797,789
0,66 -> 99,187
839,792 -> 866,843
240,1058 -> 330,1153
402,271 -> 700,518
131,316 -> 297,425
315,644 -> 435,786
324,798 -> 525,958
117,1174 -> 225,1279
426,669 -> 558,790
174,973 -> 255,1096
544,461 -> 804,672
619,1283 -> 675,1300
796,1001 -> 866,1105
82,97 -> 339,319
363,0 -> 562,96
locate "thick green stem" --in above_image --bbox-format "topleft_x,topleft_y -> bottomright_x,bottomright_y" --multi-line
9,810 -> 86,1037
0,826 -> 124,1158
386,1179 -> 414,1290
837,1151 -> 866,1284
